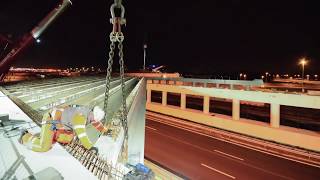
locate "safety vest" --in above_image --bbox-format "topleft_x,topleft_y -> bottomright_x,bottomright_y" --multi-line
91,120 -> 108,133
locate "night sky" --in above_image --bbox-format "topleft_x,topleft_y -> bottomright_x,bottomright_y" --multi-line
1,0 -> 319,75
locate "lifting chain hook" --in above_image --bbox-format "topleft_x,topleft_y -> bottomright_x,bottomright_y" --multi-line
104,0 -> 128,161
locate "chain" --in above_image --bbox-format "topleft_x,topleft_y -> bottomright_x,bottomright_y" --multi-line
118,36 -> 128,140
103,36 -> 116,124
114,0 -> 122,8
105,0 -> 128,161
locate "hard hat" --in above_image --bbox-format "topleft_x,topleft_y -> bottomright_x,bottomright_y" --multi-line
93,106 -> 105,122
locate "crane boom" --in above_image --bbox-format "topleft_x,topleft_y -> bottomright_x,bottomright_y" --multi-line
0,0 -> 73,82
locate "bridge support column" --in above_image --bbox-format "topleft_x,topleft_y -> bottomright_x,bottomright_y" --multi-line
147,89 -> 151,103
162,91 -> 167,106
181,93 -> 186,110
232,99 -> 240,120
203,96 -> 210,114
270,103 -> 280,128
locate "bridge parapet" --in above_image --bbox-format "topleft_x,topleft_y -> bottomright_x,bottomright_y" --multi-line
148,78 -> 263,90
146,82 -> 320,152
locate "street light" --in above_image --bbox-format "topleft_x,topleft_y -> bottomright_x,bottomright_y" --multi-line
265,72 -> 269,82
143,44 -> 147,71
299,58 -> 308,92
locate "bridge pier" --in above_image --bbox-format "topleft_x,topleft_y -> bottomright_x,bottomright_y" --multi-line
270,103 -> 280,128
147,89 -> 151,103
203,96 -> 210,114
181,93 -> 186,110
162,91 -> 167,106
232,99 -> 240,120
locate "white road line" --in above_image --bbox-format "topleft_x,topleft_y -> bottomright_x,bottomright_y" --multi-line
201,163 -> 236,179
214,150 -> 244,161
146,126 -> 157,131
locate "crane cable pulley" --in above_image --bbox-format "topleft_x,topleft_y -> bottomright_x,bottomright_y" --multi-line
103,0 -> 128,160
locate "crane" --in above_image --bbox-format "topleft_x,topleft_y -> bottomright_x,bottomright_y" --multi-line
0,0 -> 73,82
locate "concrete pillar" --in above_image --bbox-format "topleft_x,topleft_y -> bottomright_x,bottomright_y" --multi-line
203,96 -> 210,114
181,93 -> 186,109
216,84 -> 220,88
232,99 -> 240,120
147,89 -> 151,103
230,84 -> 234,90
162,91 -> 167,106
270,103 -> 280,128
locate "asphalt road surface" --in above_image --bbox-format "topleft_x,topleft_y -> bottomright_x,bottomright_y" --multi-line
145,120 -> 320,180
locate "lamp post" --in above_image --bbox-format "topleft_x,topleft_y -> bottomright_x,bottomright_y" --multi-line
265,72 -> 269,82
143,44 -> 147,71
299,58 -> 308,93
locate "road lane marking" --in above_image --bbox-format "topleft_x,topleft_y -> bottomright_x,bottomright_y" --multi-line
147,119 -> 302,179
214,150 -> 244,161
201,163 -> 236,179
146,126 -> 157,131
147,117 -> 320,169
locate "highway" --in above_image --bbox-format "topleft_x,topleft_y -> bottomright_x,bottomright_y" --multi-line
145,119 -> 320,180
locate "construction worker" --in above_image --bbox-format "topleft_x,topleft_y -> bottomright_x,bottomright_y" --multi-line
19,105 -> 107,152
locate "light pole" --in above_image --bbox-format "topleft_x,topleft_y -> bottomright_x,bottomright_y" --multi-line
299,58 -> 308,93
265,72 -> 269,82
143,44 -> 147,71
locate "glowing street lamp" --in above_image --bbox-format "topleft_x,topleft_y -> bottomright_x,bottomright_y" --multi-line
143,44 -> 147,70
265,72 -> 269,82
299,58 -> 308,92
